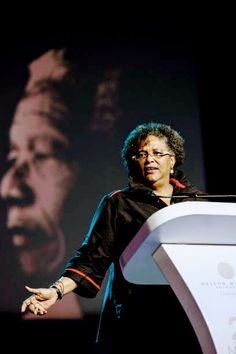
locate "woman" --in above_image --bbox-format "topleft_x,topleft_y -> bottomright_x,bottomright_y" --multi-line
21,122 -> 203,353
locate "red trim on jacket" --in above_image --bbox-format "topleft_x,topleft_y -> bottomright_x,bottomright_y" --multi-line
109,190 -> 123,198
66,268 -> 101,290
169,177 -> 186,189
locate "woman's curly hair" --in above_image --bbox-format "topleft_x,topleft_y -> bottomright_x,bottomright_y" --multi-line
121,122 -> 185,178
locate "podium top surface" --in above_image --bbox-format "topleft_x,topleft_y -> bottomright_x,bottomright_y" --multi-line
119,201 -> 236,284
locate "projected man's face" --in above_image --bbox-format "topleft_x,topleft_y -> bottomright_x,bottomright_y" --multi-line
0,93 -> 77,275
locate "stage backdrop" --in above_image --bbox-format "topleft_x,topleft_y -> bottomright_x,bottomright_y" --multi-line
0,29 -> 205,317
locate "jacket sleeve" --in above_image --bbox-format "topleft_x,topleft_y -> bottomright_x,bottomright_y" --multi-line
61,193 -> 118,298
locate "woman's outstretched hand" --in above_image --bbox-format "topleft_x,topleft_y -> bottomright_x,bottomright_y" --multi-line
21,285 -> 58,315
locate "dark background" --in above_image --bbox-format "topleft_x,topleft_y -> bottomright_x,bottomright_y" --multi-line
196,21 -> 235,195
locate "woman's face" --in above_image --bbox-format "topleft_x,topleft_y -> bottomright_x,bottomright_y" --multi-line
134,135 -> 175,189
0,94 -> 77,275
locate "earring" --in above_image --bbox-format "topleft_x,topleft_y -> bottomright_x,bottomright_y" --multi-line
170,167 -> 174,174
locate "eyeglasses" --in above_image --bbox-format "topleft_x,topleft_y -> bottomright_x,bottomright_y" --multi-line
132,150 -> 174,161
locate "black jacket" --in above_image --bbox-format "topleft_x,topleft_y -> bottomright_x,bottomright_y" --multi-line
62,172 -> 204,353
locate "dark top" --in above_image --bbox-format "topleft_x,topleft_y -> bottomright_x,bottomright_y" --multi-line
62,171 -> 204,353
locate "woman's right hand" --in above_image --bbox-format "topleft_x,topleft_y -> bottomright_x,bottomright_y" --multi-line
21,285 -> 59,316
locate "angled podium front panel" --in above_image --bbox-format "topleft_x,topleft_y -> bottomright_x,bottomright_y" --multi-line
119,201 -> 236,354
120,201 -> 236,284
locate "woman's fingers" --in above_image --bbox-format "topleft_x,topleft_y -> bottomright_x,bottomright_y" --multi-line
25,285 -> 51,299
28,302 -> 47,315
21,297 -> 48,314
21,285 -> 49,314
21,301 -> 27,313
25,285 -> 40,294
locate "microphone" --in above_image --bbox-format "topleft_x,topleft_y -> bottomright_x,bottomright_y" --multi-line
156,194 -> 236,200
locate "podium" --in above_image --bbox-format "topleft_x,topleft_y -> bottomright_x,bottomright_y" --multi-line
119,201 -> 236,354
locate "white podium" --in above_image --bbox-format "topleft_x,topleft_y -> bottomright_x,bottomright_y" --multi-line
119,201 -> 236,354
